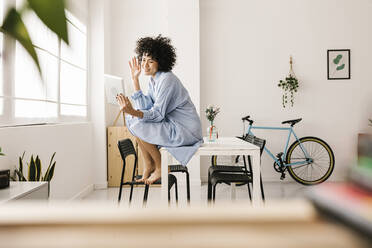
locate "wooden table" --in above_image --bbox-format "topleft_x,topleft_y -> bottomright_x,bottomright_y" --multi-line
0,200 -> 368,248
160,137 -> 261,205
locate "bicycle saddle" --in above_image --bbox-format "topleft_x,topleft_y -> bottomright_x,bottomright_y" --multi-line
281,118 -> 302,126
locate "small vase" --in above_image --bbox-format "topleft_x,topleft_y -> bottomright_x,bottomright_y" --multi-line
207,122 -> 218,142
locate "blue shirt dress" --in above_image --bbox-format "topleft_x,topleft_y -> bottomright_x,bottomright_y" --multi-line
126,71 -> 203,166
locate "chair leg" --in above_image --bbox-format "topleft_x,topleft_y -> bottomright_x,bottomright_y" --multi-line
208,171 -> 212,201
118,184 -> 123,202
212,183 -> 217,203
118,165 -> 125,202
143,184 -> 149,207
168,185 -> 171,202
129,184 -> 134,203
175,181 -> 178,203
247,182 -> 252,201
185,171 -> 190,203
260,174 -> 265,201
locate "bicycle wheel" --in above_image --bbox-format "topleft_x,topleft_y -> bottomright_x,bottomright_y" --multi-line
286,136 -> 335,185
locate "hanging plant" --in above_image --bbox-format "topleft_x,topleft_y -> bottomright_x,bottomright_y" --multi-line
278,56 -> 299,108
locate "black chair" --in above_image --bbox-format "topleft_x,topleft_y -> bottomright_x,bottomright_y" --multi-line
117,139 -> 178,207
209,135 -> 266,203
169,164 -> 190,203
207,135 -> 255,200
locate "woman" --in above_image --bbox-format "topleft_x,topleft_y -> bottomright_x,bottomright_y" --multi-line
116,35 -> 203,185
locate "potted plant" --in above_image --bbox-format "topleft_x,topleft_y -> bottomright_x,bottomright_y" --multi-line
205,105 -> 220,142
11,152 -> 56,197
278,56 -> 299,108
0,147 -> 7,171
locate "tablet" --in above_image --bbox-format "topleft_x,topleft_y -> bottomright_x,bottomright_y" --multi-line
104,74 -> 125,105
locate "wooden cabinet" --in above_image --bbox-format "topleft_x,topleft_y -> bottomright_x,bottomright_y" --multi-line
107,126 -> 144,187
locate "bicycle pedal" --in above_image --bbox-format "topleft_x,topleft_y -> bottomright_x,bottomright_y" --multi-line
280,173 -> 286,180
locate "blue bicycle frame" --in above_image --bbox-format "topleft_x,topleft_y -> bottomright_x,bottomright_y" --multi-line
246,125 -> 312,168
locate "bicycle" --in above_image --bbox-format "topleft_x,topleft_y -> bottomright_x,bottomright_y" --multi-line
212,115 -> 335,185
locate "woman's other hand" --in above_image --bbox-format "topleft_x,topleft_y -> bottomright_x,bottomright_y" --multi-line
129,57 -> 141,80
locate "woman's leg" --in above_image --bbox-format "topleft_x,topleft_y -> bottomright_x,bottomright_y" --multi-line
137,139 -> 162,184
136,138 -> 155,182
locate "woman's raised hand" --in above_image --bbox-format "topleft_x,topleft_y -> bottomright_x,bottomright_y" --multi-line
129,57 -> 141,80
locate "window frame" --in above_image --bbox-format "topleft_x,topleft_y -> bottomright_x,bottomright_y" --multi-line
0,2 -> 89,127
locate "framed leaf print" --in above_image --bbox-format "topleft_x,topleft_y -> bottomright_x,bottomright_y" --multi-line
327,49 -> 351,80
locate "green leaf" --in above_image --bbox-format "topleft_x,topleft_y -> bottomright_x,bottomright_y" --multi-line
48,152 -> 56,168
44,153 -> 56,182
35,155 -> 41,181
333,54 -> 342,65
19,151 -> 26,176
0,8 -> 41,74
15,169 -> 27,182
336,64 -> 345,71
44,161 -> 56,181
27,0 -> 69,44
28,155 -> 36,181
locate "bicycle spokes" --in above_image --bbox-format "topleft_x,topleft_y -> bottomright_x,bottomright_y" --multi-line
286,137 -> 335,185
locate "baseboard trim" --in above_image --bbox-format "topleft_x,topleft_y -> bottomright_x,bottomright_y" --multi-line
70,184 -> 94,201
94,182 -> 108,190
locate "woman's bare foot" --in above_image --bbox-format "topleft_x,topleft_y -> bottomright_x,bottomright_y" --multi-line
136,168 -> 154,183
145,169 -> 161,184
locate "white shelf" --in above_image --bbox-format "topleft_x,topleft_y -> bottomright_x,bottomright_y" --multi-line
0,182 -> 49,203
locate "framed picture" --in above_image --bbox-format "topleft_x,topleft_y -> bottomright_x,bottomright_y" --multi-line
327,49 -> 351,80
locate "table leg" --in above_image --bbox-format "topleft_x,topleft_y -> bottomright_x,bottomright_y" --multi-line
160,149 -> 169,206
251,149 -> 262,206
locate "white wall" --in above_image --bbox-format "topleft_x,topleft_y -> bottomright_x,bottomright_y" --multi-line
109,0 -> 168,99
167,0 -> 200,112
89,0 -> 108,189
0,123 -> 93,199
200,0 -> 372,181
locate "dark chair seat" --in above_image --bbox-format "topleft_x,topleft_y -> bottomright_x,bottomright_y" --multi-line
209,165 -> 246,175
281,118 -> 302,126
210,172 -> 252,186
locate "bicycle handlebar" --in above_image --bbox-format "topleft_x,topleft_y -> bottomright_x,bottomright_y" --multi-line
242,115 -> 254,125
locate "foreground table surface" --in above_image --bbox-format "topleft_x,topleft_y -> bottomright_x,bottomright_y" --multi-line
0,200 -> 368,248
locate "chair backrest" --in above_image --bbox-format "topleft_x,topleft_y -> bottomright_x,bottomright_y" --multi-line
253,136 -> 266,155
117,139 -> 138,177
244,134 -> 255,143
244,134 -> 266,155
118,138 -> 137,159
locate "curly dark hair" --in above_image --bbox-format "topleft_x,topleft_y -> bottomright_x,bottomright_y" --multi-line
135,35 -> 177,72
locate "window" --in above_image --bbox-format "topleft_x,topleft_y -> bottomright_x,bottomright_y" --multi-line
0,0 -> 88,126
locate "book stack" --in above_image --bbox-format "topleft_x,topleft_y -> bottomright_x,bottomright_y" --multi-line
306,134 -> 372,241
